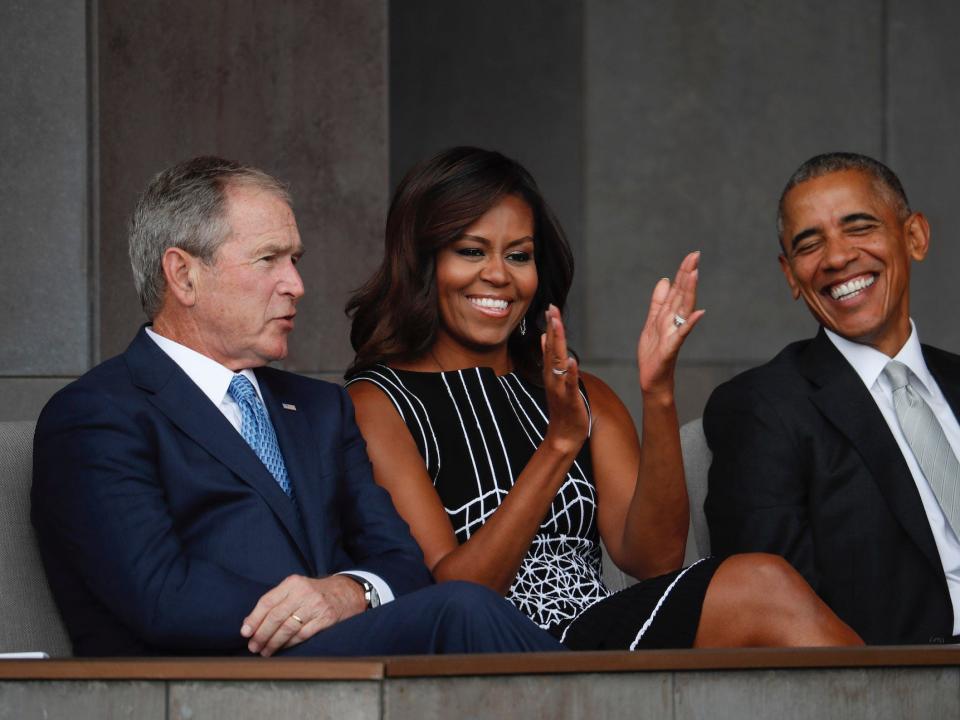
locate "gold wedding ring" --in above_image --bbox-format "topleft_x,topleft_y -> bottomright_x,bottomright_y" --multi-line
290,613 -> 304,625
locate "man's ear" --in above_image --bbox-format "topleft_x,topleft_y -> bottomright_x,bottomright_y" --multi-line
904,212 -> 931,262
161,247 -> 200,307
778,253 -> 801,300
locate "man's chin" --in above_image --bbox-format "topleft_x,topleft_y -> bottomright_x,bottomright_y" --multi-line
805,305 -> 873,344
257,341 -> 290,365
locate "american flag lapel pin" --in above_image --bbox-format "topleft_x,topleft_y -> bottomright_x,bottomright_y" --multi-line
282,403 -> 297,411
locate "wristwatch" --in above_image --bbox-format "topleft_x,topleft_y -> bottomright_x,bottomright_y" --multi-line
342,573 -> 381,609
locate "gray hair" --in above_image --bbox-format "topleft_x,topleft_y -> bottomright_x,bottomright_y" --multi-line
129,156 -> 291,319
776,152 -> 911,247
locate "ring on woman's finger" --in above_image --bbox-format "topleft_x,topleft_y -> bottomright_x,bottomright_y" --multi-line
290,613 -> 304,625
551,367 -> 569,376
672,313 -> 687,328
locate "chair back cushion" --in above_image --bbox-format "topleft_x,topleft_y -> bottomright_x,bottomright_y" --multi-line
0,421 -> 72,656
681,418 -> 712,558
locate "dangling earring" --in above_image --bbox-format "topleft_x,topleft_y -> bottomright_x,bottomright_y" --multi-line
520,317 -> 527,336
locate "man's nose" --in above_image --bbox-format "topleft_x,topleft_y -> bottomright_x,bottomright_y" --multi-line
284,261 -> 305,299
822,233 -> 859,269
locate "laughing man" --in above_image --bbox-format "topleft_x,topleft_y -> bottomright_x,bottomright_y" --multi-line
704,152 -> 960,644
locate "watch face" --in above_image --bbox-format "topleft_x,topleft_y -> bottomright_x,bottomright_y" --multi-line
367,584 -> 381,609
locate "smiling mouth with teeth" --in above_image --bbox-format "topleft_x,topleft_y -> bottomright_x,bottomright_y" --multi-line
829,274 -> 876,301
469,297 -> 510,311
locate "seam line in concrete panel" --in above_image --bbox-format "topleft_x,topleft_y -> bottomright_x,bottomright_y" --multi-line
580,0 -> 590,358
574,0 -> 587,347
379,673 -> 385,720
880,0 -> 889,160
582,358 -> 760,368
86,0 -> 101,369
0,375 -> 81,380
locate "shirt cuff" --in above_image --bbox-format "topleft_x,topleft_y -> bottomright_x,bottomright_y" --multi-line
336,570 -> 395,605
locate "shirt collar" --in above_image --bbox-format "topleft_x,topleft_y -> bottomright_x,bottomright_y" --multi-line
824,320 -> 934,394
145,326 -> 262,405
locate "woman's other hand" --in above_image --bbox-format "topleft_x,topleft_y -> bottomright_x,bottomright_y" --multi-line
541,304 -> 590,456
637,251 -> 704,398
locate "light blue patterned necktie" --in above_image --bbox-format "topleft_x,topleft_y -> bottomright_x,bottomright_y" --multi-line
228,374 -> 294,498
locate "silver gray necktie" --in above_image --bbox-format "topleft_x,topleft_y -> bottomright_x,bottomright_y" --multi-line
883,360 -> 960,536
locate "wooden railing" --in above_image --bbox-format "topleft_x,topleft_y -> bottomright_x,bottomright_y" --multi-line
0,645 -> 958,679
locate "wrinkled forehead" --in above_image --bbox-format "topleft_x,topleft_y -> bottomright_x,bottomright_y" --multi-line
218,185 -> 301,252
786,170 -> 893,229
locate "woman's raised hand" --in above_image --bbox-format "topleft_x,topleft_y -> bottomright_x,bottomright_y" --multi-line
541,304 -> 590,456
636,251 -> 704,397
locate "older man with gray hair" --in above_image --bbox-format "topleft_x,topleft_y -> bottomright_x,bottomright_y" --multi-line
31,156 -> 562,657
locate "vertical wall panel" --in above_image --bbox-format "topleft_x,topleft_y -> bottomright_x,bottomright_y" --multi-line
585,0 -> 884,364
390,0 -> 585,339
98,0 -> 388,372
887,2 -> 960,353
384,674 -> 672,720
0,681 -> 165,720
0,1 -> 89,377
583,0 -> 884,420
674,667 -> 960,720
169,681 -> 380,720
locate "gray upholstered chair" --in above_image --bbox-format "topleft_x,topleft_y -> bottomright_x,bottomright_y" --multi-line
681,417 -> 712,560
0,420 -> 72,656
603,417 -> 714,590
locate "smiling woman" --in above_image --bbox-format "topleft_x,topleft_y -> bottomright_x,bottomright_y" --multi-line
343,147 -> 863,650
432,194 -> 537,364
345,148 -> 573,381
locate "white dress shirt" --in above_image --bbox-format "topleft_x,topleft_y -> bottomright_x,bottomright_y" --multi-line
145,327 -> 394,604
826,321 -> 960,634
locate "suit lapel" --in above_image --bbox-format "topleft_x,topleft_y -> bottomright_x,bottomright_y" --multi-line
803,330 -> 943,575
256,371 -> 329,572
124,329 -> 315,573
926,346 -> 960,421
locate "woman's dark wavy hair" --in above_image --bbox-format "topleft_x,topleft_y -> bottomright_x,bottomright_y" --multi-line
345,146 -> 574,380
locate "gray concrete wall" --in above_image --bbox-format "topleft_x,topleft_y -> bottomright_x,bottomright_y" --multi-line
389,0 -> 586,340
583,0 -> 886,424
0,1 -> 90,418
97,0 -> 389,374
1,668 -> 957,719
0,0 -> 389,420
887,1 -> 960,355
390,1 -> 960,426
4,2 -> 960,426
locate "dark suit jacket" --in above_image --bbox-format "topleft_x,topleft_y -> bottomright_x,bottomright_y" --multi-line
31,328 -> 431,656
704,328 -> 960,644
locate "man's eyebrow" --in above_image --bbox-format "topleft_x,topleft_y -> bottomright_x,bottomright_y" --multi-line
789,212 -> 884,251
254,240 -> 304,256
840,212 -> 881,225
790,227 -> 820,251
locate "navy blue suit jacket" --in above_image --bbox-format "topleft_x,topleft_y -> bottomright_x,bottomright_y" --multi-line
704,329 -> 960,644
32,328 -> 432,656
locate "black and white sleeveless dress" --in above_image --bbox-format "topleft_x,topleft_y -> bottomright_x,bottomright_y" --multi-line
347,365 -> 721,649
